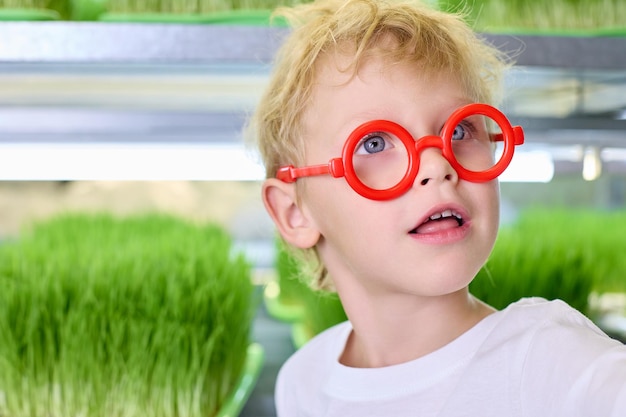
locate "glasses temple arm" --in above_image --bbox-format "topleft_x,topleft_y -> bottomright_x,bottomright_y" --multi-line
276,159 -> 345,183
491,126 -> 525,145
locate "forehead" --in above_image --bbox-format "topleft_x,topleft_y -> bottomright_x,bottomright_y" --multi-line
314,36 -> 427,84
309,35 -> 469,105
304,49 -> 465,125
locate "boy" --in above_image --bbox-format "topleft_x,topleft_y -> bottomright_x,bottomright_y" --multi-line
249,0 -> 626,415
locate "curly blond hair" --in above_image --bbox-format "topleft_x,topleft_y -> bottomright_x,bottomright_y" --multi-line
248,0 -> 510,290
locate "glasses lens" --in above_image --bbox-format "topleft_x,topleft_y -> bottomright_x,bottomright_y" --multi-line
449,114 -> 498,172
351,130 -> 410,191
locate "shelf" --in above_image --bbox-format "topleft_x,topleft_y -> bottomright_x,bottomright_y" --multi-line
0,22 -> 287,64
0,22 -> 624,164
483,33 -> 626,71
0,22 -> 624,69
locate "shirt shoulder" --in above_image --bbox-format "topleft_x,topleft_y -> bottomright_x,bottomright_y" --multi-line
501,298 -> 626,417
275,321 -> 352,416
491,297 -> 608,340
487,297 -> 622,374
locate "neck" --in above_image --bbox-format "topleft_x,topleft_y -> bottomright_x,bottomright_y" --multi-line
338,288 -> 494,368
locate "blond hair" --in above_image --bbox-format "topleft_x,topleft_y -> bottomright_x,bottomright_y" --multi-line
249,0 -> 510,290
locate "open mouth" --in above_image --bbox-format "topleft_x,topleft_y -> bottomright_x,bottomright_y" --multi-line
409,209 -> 465,234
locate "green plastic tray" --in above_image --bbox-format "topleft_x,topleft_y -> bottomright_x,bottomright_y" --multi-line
0,8 -> 60,21
216,342 -> 265,417
98,9 -> 287,26
481,27 -> 626,37
263,281 -> 306,323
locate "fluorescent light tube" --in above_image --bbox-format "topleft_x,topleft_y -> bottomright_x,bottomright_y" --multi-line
498,150 -> 554,183
0,143 -> 266,181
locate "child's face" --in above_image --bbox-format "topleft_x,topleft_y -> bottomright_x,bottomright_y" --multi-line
296,52 -> 500,297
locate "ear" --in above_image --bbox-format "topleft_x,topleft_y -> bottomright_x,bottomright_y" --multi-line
262,178 -> 320,249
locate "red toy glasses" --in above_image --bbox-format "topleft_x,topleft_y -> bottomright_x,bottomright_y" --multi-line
276,103 -> 525,200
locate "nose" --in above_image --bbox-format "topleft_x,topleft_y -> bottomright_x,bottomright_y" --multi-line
415,147 -> 458,186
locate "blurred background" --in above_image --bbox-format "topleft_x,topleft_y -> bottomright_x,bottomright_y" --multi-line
0,0 -> 625,416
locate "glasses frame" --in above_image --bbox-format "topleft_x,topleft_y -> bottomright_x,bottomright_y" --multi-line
276,103 -> 525,200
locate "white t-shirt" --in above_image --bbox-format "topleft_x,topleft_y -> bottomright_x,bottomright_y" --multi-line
275,298 -> 626,416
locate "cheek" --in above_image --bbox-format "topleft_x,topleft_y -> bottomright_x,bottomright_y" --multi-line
310,183 -> 365,227
492,180 -> 501,219
301,177 -> 387,248
484,181 -> 501,242
464,180 -> 500,235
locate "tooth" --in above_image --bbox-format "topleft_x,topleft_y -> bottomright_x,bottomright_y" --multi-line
442,210 -> 452,218
430,212 -> 442,220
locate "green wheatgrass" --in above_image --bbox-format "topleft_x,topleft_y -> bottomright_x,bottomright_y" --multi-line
105,0 -> 305,14
0,213 -> 256,417
439,0 -> 626,32
0,0 -> 60,8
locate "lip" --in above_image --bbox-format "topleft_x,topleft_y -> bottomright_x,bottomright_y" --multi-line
408,203 -> 471,244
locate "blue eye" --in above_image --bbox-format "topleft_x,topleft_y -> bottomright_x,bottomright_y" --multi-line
356,134 -> 388,154
451,124 -> 467,141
